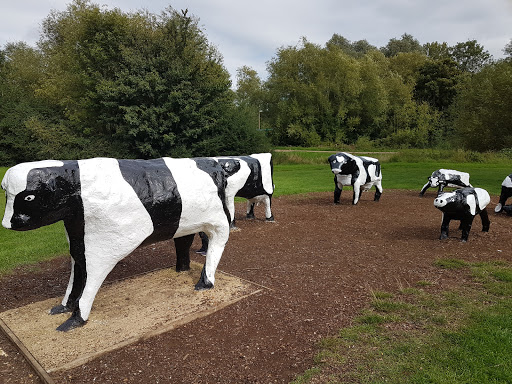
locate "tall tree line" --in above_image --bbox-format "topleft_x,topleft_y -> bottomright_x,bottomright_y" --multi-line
237,33 -> 512,151
1,2 -> 511,165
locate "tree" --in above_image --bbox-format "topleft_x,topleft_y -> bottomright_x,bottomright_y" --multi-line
381,33 -> 424,57
327,34 -> 377,58
36,0 -> 235,158
450,40 -> 492,72
414,58 -> 462,111
452,61 -> 512,151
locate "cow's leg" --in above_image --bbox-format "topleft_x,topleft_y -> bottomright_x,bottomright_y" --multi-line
352,182 -> 361,205
479,209 -> 490,232
51,219 -> 86,315
495,186 -> 510,213
374,181 -> 383,202
419,181 -> 431,197
246,201 -> 256,219
263,195 -> 275,221
439,213 -> 451,240
195,225 -> 229,290
57,256 -> 120,332
174,234 -> 194,272
334,177 -> 342,204
195,232 -> 209,255
460,215 -> 475,242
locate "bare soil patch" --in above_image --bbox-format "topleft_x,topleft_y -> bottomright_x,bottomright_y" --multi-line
1,189 -> 511,383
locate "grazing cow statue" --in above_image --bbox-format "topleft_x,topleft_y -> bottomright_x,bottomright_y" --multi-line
195,153 -> 275,256
433,187 -> 490,242
419,169 -> 472,196
328,152 -> 383,205
494,173 -> 512,215
1,157 -> 238,331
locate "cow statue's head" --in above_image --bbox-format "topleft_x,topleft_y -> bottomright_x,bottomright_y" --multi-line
328,153 -> 354,175
2,160 -> 81,231
433,191 -> 460,210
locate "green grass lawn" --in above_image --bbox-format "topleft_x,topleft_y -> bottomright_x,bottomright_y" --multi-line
0,158 -> 510,273
292,260 -> 512,384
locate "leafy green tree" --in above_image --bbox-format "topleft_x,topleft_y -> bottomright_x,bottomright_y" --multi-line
36,0 -> 237,158
414,58 -> 462,111
452,60 -> 512,151
424,42 -> 451,60
381,33 -> 424,57
326,34 -> 377,58
450,40 -> 492,72
0,43 -> 48,164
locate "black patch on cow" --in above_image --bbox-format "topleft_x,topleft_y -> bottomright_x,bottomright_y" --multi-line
193,157 -> 232,224
361,158 -> 380,184
118,158 -> 182,244
234,156 -> 269,199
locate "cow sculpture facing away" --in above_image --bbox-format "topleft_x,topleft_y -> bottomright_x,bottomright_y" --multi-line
1,157 -> 236,331
328,152 -> 383,205
434,187 -> 490,242
419,169 -> 472,196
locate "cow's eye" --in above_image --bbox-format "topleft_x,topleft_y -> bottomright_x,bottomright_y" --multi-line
24,195 -> 36,202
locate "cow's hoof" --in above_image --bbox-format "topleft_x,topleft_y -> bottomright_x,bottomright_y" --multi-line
49,304 -> 71,315
176,265 -> 191,272
195,266 -> 214,290
266,216 -> 275,222
56,314 -> 86,332
439,234 -> 449,240
246,214 -> 255,220
195,249 -> 207,256
495,204 -> 502,213
334,201 -> 340,205
461,239 -> 468,243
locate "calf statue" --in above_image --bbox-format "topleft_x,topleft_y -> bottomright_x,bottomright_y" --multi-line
1,157 -> 237,331
434,187 -> 490,242
419,169 -> 472,196
195,153 -> 275,255
328,152 -> 383,205
494,173 -> 512,215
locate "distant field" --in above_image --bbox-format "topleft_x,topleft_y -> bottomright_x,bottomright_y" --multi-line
0,155 -> 510,274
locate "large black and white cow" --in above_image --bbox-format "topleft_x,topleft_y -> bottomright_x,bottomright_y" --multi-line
195,153 -> 275,255
433,187 -> 490,242
419,169 -> 472,197
494,173 -> 512,214
1,157 -> 237,331
328,152 -> 383,205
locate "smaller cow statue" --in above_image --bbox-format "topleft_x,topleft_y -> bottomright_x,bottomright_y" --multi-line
434,187 -> 490,242
195,153 -> 275,255
494,173 -> 512,215
419,169 -> 472,197
328,152 -> 382,205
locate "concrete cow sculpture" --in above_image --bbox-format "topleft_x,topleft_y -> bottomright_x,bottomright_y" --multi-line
195,153 -> 275,255
494,173 -> 512,215
328,152 -> 383,205
1,157 -> 237,331
419,169 -> 472,196
434,187 -> 490,242
218,153 -> 275,223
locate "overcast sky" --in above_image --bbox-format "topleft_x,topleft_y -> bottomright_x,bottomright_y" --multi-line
1,0 -> 511,86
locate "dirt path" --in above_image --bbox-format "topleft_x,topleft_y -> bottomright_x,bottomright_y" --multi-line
1,190 -> 511,383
